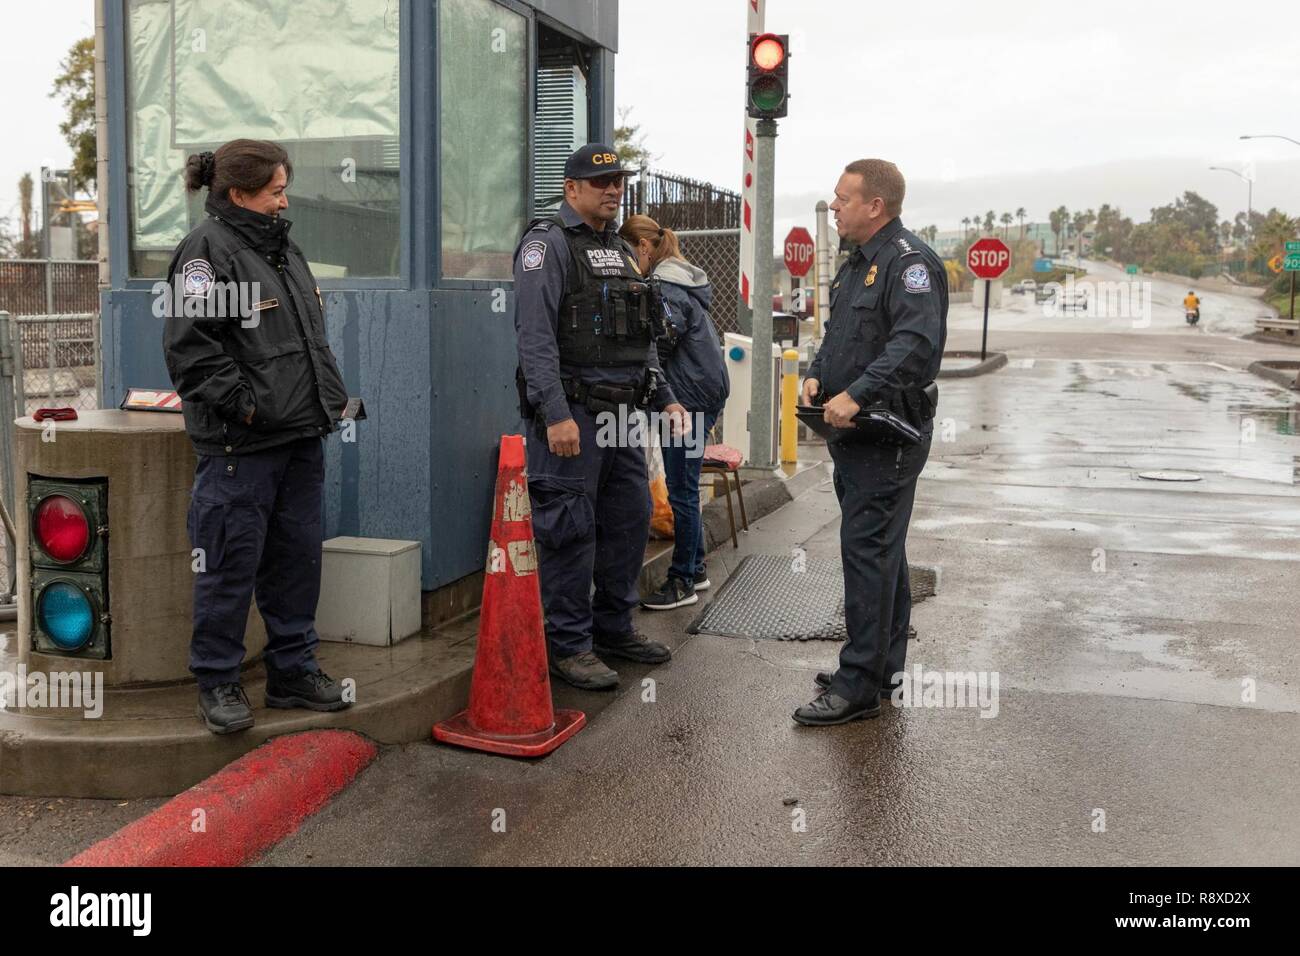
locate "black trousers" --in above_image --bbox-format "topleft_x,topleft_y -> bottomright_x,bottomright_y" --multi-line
526,404 -> 651,658
826,430 -> 931,704
187,436 -> 325,690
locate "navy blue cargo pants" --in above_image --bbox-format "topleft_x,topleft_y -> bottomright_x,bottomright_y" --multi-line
187,436 -> 325,690
826,429 -> 932,705
526,403 -> 651,659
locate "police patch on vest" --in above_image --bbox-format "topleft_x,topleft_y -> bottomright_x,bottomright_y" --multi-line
521,240 -> 547,272
584,248 -> 627,276
182,259 -> 214,297
902,263 -> 931,293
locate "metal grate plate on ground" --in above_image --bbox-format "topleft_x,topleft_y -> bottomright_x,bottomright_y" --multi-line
687,554 -> 847,641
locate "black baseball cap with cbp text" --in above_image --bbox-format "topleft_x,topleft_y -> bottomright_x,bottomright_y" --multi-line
564,143 -> 637,180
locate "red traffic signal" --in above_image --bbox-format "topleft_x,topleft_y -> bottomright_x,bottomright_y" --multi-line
751,34 -> 786,71
747,33 -> 789,119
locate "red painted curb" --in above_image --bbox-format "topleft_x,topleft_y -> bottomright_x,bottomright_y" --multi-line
64,730 -> 378,867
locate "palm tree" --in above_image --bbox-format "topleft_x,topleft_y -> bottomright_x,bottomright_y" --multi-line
1071,209 -> 1095,257
1050,205 -> 1069,255
1000,212 -> 1013,240
961,216 -> 971,238
973,212 -> 983,235
1016,207 -> 1027,240
983,210 -> 996,234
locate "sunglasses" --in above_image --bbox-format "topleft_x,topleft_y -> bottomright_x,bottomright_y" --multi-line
586,174 -> 627,190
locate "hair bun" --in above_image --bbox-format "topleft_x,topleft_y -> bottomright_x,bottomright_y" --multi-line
198,151 -> 216,187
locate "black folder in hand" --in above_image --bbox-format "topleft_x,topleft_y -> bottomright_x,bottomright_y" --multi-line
795,404 -> 923,446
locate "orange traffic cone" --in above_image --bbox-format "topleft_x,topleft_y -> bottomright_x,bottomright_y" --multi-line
433,434 -> 585,757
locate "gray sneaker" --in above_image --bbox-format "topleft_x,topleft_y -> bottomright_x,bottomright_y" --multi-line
197,682 -> 254,735
549,650 -> 619,691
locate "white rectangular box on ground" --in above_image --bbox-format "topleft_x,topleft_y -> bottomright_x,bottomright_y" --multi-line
317,537 -> 422,646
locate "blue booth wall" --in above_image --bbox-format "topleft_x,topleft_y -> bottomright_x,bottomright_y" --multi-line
101,0 -> 619,591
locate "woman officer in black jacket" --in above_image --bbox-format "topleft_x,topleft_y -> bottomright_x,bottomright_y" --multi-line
163,139 -> 352,734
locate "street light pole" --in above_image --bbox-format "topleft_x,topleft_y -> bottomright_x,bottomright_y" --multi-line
1209,166 -> 1253,246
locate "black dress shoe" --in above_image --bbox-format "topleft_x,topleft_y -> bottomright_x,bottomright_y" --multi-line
792,692 -> 881,726
813,671 -> 902,695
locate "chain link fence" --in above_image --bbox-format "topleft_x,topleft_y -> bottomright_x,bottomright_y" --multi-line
676,229 -> 740,338
0,260 -> 100,316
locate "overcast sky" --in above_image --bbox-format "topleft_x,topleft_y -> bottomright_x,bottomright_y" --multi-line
617,0 -> 1300,242
2,1 -> 1298,252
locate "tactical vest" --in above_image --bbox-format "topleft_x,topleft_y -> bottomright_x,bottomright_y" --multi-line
522,217 -> 656,367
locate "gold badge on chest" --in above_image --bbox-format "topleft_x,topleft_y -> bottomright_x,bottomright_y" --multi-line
864,264 -> 878,287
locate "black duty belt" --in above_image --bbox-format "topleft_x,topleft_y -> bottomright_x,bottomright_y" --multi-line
561,377 -> 644,411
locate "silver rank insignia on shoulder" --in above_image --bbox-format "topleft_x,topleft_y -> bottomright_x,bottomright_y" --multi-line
894,235 -> 919,256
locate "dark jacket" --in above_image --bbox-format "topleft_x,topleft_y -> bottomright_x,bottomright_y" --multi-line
653,257 -> 730,414
162,195 -> 349,456
808,217 -> 947,408
512,201 -> 677,426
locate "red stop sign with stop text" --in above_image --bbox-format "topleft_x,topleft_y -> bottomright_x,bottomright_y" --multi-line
967,237 -> 1011,279
784,227 -> 815,278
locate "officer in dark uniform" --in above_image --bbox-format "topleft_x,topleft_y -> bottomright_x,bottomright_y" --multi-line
513,144 -> 691,690
795,159 -> 947,726
163,139 -> 353,734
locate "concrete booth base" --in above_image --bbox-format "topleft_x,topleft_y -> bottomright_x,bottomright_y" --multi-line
0,411 -> 471,798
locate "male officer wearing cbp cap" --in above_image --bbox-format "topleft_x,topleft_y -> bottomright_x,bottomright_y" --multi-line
795,158 -> 947,726
513,143 -> 691,690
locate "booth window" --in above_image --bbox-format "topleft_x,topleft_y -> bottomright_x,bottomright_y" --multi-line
125,0 -> 401,279
439,0 -> 527,280
533,26 -> 591,218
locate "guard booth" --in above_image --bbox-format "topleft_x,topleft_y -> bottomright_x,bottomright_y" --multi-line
100,0 -> 618,606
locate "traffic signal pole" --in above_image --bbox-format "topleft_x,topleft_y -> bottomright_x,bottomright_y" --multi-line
749,118 -> 778,470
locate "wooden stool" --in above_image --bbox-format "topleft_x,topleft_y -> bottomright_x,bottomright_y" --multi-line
701,443 -> 749,548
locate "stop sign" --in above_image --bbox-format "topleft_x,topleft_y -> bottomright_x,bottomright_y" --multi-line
784,227 -> 815,278
967,237 -> 1011,279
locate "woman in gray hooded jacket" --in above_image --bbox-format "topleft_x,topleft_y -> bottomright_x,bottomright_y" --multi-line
620,215 -> 731,610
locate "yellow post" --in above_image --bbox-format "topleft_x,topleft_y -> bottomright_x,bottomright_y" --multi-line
780,348 -> 799,464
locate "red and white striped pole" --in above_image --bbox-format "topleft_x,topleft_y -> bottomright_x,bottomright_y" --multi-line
737,0 -> 765,332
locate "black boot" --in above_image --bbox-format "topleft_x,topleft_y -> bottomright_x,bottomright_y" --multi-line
197,683 -> 254,735
265,668 -> 352,712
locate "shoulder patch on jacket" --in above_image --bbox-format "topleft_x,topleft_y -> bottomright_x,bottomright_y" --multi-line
520,240 -> 547,271
182,258 -> 215,297
902,263 -> 932,293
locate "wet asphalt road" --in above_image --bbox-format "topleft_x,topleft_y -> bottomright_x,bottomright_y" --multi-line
259,323 -> 1300,866
5,293 -> 1297,866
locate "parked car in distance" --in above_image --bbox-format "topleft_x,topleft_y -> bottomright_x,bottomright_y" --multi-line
1012,279 -> 1038,295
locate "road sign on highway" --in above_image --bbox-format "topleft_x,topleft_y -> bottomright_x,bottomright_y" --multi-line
1268,254 -> 1284,274
1285,240 -> 1300,254
1285,254 -> 1300,272
783,227 -> 814,277
1033,257 -> 1053,273
967,237 -> 1011,279
1125,264 -> 1139,275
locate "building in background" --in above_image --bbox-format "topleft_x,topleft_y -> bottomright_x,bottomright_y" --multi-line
101,0 -> 618,599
